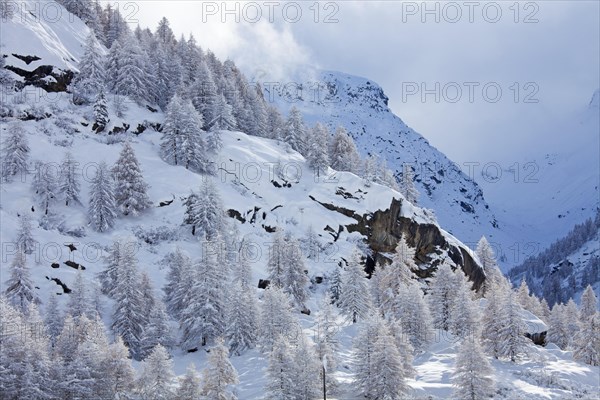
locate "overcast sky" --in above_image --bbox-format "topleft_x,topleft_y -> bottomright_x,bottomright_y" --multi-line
113,1 -> 599,165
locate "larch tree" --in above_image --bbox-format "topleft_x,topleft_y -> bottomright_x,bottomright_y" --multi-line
112,141 -> 152,216
259,285 -> 300,352
1,123 -> 30,182
183,180 -> 224,239
395,282 -> 434,353
265,335 -> 297,399
428,263 -> 459,331
93,90 -> 109,132
4,251 -> 40,314
338,250 -> 372,323
59,152 -> 81,206
200,338 -> 239,400
369,322 -> 411,399
580,285 -> 598,322
72,32 -> 106,104
379,237 -> 417,316
140,299 -> 175,360
475,236 -> 503,295
496,291 -> 530,362
282,106 -> 307,155
176,364 -> 203,400
88,161 -> 117,232
226,280 -> 259,356
136,344 -> 176,400
400,163 -> 419,204
307,122 -> 330,178
352,315 -> 386,399
329,126 -> 360,173
314,296 -> 340,395
452,337 -> 496,400
31,160 -> 57,215
15,215 -> 36,255
547,303 -> 569,349
573,311 -> 600,366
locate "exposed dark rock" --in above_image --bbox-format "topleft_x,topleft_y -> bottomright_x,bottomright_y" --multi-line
146,105 -> 158,112
460,201 -> 475,214
262,224 -> 276,233
5,64 -> 74,92
158,195 -> 175,207
525,331 -> 547,346
311,196 -> 485,290
258,279 -> 270,289
11,54 -> 41,64
109,123 -> 130,135
64,260 -> 85,270
314,276 -> 323,284
228,209 -> 246,223
50,263 -> 59,269
300,308 -> 311,315
46,276 -> 71,293
65,243 -> 77,252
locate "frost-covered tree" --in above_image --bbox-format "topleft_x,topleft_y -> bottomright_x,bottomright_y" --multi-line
400,163 -> 419,204
160,94 -> 208,172
267,231 -> 287,288
314,297 -> 339,395
98,240 -> 124,297
573,311 -> 600,366
192,60 -> 219,124
180,242 -> 226,349
395,283 -> 434,352
108,36 -> 151,104
580,285 -> 598,322
112,141 -> 152,216
329,126 -> 360,173
369,322 -> 411,399
162,247 -> 193,319
282,236 -> 309,307
57,0 -> 94,23
308,122 -> 330,178
68,271 -> 93,319
15,215 -> 36,255
259,285 -> 300,352
1,123 -> 30,182
226,281 -> 259,356
93,90 -> 109,132
45,293 -> 64,340
136,344 -> 175,400
266,105 -> 285,139
450,274 -> 480,339
209,93 -> 236,132
111,242 -> 146,359
183,180 -> 224,239
72,32 -> 106,103
201,338 -> 239,399
429,264 -> 458,331
31,161 -> 57,215
379,237 -> 417,316
388,318 -> 416,379
547,303 -> 569,349
4,251 -> 40,313
59,152 -> 81,206
564,298 -> 581,347
97,337 -> 136,400
329,265 -> 343,305
452,337 -> 495,400
206,129 -> 223,156
352,315 -> 386,399
496,292 -> 530,362
88,161 -> 117,232
292,335 -> 321,400
265,335 -> 297,399
338,250 -> 372,323
282,106 -> 307,154
140,300 -> 175,360
176,364 -> 203,400
476,236 -> 503,295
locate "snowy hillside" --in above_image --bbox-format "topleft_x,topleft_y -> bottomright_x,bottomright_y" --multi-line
1,2 -> 599,399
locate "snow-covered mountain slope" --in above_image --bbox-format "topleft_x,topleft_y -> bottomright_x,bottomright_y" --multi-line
261,70 -> 510,259
477,89 -> 600,267
0,0 -> 89,90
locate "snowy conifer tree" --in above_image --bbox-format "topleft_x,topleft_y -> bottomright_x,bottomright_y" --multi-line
162,247 -> 193,319
226,281 -> 259,356
573,311 -> 600,366
93,90 -> 109,132
400,163 -> 419,204
207,129 -> 223,155
292,335 -> 321,400
267,231 -> 287,288
183,180 -> 224,239
112,141 -> 152,216
192,61 -> 219,123
338,250 -> 372,323
380,237 -> 417,316
15,215 -> 36,255
370,322 -> 411,399
1,123 -> 30,182
580,285 -> 598,322
496,292 -> 530,361
476,236 -> 503,295
108,36 -> 151,104
176,364 -> 203,400
67,271 -> 93,319
547,303 -> 569,349
4,251 -> 40,313
88,161 -> 117,232
389,318 -> 416,379
452,337 -> 495,400
111,242 -> 146,359
59,152 -> 81,206
450,274 -> 480,339
140,300 -> 175,360
209,93 -> 236,132
266,105 -> 285,139
329,265 -> 343,305
201,338 -> 239,399
97,337 -> 136,400
429,264 -> 458,331
160,95 -> 208,172
395,283 -> 434,352
329,126 -> 360,173
72,32 -> 106,103
98,240 -> 123,297
31,161 -> 57,215
282,107 -> 307,154
259,285 -> 300,352
314,297 -> 339,395
265,335 -> 297,399
352,315 -> 386,399
308,122 -> 330,178
282,236 -> 309,307
136,344 -> 176,400
45,293 -> 64,340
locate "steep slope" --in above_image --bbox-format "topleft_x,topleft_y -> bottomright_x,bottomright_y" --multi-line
263,69 -> 503,258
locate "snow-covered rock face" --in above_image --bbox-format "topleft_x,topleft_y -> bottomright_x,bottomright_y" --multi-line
0,0 -> 89,90
263,69 -> 499,250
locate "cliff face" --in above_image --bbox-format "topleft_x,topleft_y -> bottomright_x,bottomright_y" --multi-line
312,196 -> 486,290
